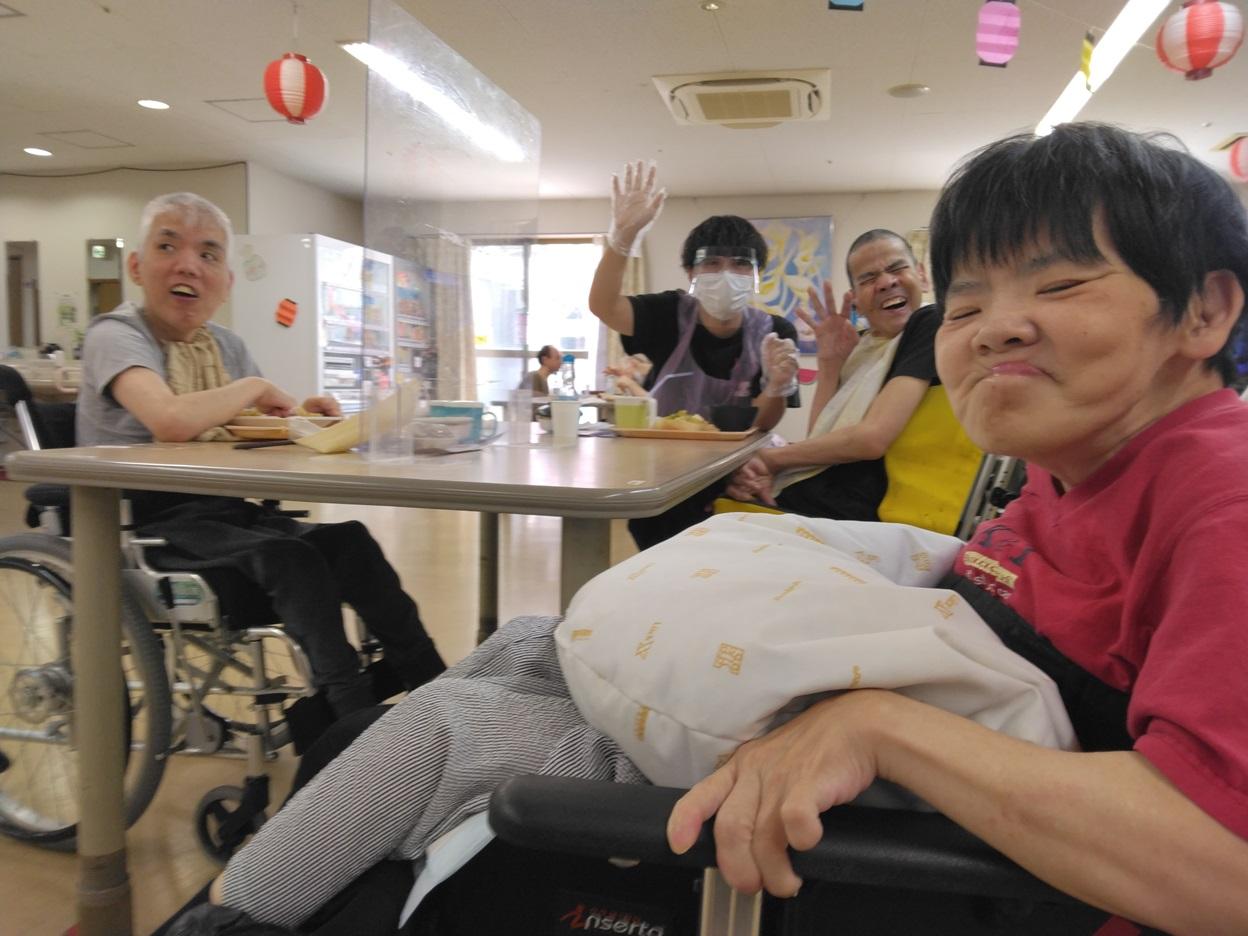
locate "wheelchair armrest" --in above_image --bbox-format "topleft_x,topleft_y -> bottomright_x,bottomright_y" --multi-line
489,776 -> 1074,904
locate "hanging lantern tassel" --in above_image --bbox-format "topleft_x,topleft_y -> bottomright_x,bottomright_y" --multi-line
264,52 -> 328,124
1156,0 -> 1244,80
1231,137 -> 1248,182
977,0 -> 1021,68
1081,31 -> 1095,89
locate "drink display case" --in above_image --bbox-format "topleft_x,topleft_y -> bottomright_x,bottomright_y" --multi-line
232,234 -> 399,413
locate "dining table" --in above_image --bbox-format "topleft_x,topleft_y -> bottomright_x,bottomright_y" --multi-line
4,424 -> 768,935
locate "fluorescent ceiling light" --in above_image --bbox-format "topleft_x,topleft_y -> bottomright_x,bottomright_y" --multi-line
137,99 -> 170,110
23,147 -> 52,157
339,41 -> 526,163
1035,0 -> 1169,136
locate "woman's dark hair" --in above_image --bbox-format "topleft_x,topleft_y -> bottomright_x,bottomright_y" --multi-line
680,215 -> 769,271
930,122 -> 1248,385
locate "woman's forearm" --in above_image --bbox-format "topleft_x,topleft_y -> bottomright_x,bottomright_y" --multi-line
870,692 -> 1248,935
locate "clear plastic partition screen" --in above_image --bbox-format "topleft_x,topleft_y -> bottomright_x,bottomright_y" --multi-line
361,0 -> 540,406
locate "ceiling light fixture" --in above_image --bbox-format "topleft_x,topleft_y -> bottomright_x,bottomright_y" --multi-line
887,82 -> 930,98
700,1 -> 723,11
339,41 -> 525,162
137,99 -> 170,110
23,147 -> 52,157
1035,0 -> 1169,136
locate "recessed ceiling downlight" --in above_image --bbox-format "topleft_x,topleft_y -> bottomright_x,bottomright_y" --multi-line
23,147 -> 52,157
887,83 -> 930,99
137,99 -> 170,110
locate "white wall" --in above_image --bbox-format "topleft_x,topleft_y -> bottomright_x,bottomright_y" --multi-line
0,164 -> 247,340
246,162 -> 364,244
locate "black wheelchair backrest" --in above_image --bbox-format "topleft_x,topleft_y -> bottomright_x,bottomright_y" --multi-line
0,364 -> 76,450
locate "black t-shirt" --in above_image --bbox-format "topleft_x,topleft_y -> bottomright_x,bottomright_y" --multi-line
623,290 -> 801,406
775,304 -> 942,521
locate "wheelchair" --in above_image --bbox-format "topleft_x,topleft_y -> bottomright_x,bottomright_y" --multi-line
0,365 -> 374,861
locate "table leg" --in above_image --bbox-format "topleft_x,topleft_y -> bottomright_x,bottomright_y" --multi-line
71,486 -> 132,935
477,512 -> 499,643
559,517 -> 611,610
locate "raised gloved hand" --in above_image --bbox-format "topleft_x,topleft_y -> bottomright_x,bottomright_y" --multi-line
760,333 -> 799,398
607,161 -> 667,257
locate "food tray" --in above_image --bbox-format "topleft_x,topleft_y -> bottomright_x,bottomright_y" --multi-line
226,425 -> 289,440
231,415 -> 340,428
613,427 -> 757,441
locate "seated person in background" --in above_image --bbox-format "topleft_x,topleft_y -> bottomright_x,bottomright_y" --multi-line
587,161 -> 801,547
521,344 -> 560,396
173,123 -> 1248,936
725,229 -> 980,533
79,192 -> 445,719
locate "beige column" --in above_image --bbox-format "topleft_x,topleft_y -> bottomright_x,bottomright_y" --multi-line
71,485 -> 132,936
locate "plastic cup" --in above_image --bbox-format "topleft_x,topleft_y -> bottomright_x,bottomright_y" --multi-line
549,399 -> 581,446
364,379 -> 424,461
506,389 -> 533,446
612,397 -> 650,429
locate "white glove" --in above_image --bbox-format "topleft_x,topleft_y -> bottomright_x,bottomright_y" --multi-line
607,161 -> 667,257
760,333 -> 799,398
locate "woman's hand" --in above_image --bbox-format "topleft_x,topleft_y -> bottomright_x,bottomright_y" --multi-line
667,692 -> 885,896
251,379 -> 297,417
796,283 -> 858,369
300,395 -> 342,417
724,456 -> 776,505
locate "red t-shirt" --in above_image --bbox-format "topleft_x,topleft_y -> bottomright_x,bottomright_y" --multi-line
952,389 -> 1248,842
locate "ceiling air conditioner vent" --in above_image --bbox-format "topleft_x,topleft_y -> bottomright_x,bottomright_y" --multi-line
654,69 -> 831,130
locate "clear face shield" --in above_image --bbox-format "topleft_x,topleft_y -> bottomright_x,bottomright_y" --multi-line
689,246 -> 760,322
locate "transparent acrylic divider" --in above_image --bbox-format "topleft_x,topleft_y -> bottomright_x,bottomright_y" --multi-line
365,378 -> 426,461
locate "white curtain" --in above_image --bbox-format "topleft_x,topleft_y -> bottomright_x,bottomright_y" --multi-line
418,234 -> 477,401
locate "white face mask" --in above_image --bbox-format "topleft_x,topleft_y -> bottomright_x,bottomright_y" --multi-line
692,271 -> 755,322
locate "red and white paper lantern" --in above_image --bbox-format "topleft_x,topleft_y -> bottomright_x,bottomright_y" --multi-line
1231,137 -> 1248,182
1156,0 -> 1244,80
977,0 -> 1021,68
264,52 -> 328,124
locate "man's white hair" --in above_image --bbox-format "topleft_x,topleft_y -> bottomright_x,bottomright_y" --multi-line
138,192 -> 234,257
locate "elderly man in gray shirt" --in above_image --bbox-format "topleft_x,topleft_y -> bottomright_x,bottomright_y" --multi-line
78,192 -> 445,720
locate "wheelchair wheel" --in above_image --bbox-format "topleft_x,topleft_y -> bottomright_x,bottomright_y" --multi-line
0,533 -> 172,847
195,783 -> 264,864
171,632 -> 308,755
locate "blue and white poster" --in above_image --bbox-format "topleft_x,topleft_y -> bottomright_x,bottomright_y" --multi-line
750,216 -> 834,355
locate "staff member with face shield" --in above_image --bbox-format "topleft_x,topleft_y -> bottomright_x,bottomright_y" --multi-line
588,162 -> 801,547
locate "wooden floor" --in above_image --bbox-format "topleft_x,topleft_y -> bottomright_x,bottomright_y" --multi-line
0,480 -> 636,935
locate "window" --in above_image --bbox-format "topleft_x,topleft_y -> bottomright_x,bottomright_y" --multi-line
470,239 -> 603,402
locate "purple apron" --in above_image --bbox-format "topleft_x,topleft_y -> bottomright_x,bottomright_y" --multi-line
651,293 -> 774,420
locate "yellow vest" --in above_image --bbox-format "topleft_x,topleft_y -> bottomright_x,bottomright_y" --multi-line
876,385 -> 981,535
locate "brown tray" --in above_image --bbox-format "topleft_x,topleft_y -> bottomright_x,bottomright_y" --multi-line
226,425 -> 288,440
613,427 -> 757,441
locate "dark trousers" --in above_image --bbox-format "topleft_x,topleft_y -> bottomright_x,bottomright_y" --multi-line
141,499 -> 444,717
627,477 -> 728,550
